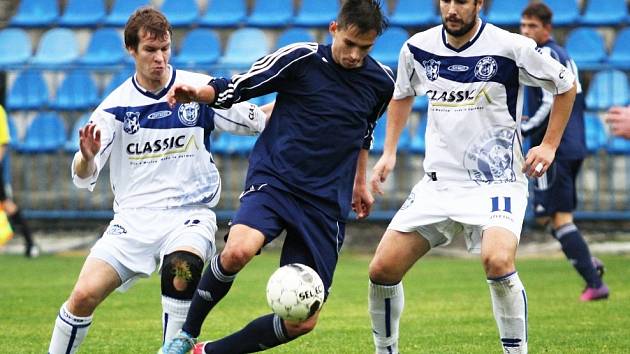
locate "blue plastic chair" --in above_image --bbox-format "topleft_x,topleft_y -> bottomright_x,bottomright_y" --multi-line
79,28 -> 125,67
541,0 -> 580,27
199,0 -> 246,27
31,28 -> 79,68
275,28 -> 316,50
59,0 -> 106,27
101,67 -> 134,100
0,29 -> 32,68
608,28 -> 630,70
607,136 -> 630,154
412,96 -> 429,113
104,0 -> 149,26
64,113 -> 91,152
584,113 -> 607,153
172,29 -> 220,68
585,70 -> 630,111
293,0 -> 338,27
580,0 -> 628,26
389,0 -> 439,27
219,28 -> 269,68
6,115 -> 20,149
247,0 -> 294,27
16,113 -> 67,153
161,0 -> 199,27
565,28 -> 607,70
51,71 -> 99,110
486,0 -> 528,26
371,115 -> 410,153
10,0 -> 59,27
409,117 -> 428,154
371,27 -> 408,69
6,69 -> 49,110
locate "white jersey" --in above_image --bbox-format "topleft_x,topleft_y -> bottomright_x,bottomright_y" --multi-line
72,67 -> 266,211
395,21 -> 575,186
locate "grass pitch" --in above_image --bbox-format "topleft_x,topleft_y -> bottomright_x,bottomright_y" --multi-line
1,252 -> 628,353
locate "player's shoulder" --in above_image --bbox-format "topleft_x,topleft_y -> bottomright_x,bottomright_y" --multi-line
99,75 -> 134,110
174,68 -> 212,86
406,25 -> 442,49
484,23 -> 535,48
276,41 -> 320,57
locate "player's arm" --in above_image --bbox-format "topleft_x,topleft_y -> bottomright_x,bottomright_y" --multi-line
212,101 -> 267,136
72,111 -> 114,190
352,149 -> 374,220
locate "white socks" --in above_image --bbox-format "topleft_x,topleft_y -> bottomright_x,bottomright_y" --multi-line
369,280 -> 404,354
487,272 -> 528,354
48,302 -> 93,354
161,296 -> 192,343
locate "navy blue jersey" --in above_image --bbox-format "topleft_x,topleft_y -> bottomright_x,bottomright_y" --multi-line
523,39 -> 586,159
209,43 -> 394,219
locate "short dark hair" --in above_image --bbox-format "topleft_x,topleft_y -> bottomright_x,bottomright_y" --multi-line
124,6 -> 172,50
337,0 -> 388,36
522,2 -> 553,26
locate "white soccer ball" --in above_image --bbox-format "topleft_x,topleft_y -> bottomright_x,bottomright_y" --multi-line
266,263 -> 325,322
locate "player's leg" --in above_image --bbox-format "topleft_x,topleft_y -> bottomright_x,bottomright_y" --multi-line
48,257 -> 121,354
2,199 -> 37,257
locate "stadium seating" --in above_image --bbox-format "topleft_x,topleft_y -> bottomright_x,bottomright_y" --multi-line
172,29 -> 220,68
101,67 -> 134,100
219,28 -> 269,68
606,136 -> 630,154
565,28 -> 607,70
64,113 -> 91,152
585,70 -> 630,110
607,28 -> 630,70
9,0 -> 59,27
198,0 -> 246,27
580,0 -> 628,26
371,27 -> 408,69
372,116 -> 411,153
6,114 -> 19,149
0,29 -> 32,68
486,0 -> 529,27
412,96 -> 429,113
161,0 -> 199,27
275,28 -> 316,50
408,117 -> 428,154
212,133 -> 258,155
541,0 -> 580,27
58,0 -> 106,27
78,28 -> 125,67
6,69 -> 49,110
246,0 -> 294,27
104,0 -> 149,27
51,70 -> 99,110
389,0 -> 438,27
293,0 -> 338,27
584,113 -> 608,153
31,28 -> 80,68
16,112 -> 67,153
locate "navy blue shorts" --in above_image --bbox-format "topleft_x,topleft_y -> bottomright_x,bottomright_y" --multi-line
532,159 -> 582,217
231,184 -> 345,296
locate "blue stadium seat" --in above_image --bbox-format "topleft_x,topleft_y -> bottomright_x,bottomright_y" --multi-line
161,0 -> 199,27
389,0 -> 439,27
372,116 -> 410,153
212,133 -> 257,155
565,28 -> 607,70
607,136 -> 630,154
408,117 -> 428,154
486,0 -> 528,26
58,0 -> 106,27
250,92 -> 277,106
31,28 -> 79,68
247,0 -> 294,27
580,0 -> 628,26
64,113 -> 91,152
79,28 -> 125,67
371,27 -> 408,69
6,114 -> 20,149
412,96 -> 429,112
275,28 -> 315,50
172,29 -> 220,68
51,70 -> 99,110
198,0 -> 246,27
104,0 -> 149,27
101,67 -> 134,100
9,0 -> 59,27
16,112 -> 67,153
219,28 -> 269,68
0,29 -> 32,68
541,0 -> 580,27
293,0 -> 338,27
6,69 -> 49,110
585,70 -> 630,111
584,113 -> 607,153
607,28 -> 630,70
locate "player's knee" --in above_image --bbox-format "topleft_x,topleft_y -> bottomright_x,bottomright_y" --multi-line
220,247 -> 254,273
161,251 -> 204,300
482,252 -> 514,276
368,257 -> 401,284
68,288 -> 100,315
284,315 -> 318,337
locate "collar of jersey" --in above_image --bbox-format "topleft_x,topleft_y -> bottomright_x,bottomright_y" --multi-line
441,18 -> 486,53
131,65 -> 177,100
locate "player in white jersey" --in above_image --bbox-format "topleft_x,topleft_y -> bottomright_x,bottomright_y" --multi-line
367,1 -> 576,353
47,7 -> 267,354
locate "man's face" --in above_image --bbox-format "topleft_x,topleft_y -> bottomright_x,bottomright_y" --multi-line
329,22 -> 377,69
440,0 -> 481,37
129,29 -> 171,86
520,16 -> 549,45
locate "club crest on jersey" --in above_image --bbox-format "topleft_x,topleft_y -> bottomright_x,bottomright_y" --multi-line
123,111 -> 140,135
474,56 -> 498,81
178,102 -> 200,126
464,127 -> 516,184
422,59 -> 441,81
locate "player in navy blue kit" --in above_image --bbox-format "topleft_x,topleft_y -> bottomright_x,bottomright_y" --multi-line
520,3 -> 608,301
159,1 -> 394,353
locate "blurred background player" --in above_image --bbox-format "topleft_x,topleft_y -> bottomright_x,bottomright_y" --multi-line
160,1 -> 393,353
368,0 -> 577,353
0,103 -> 38,258
520,2 -> 608,302
47,7 -> 267,354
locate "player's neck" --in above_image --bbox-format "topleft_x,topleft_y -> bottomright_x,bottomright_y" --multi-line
446,18 -> 481,49
135,68 -> 171,94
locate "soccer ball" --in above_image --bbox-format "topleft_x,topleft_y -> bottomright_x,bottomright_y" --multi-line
266,263 -> 325,322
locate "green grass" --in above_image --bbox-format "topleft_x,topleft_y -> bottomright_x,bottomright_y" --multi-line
1,252 -> 629,353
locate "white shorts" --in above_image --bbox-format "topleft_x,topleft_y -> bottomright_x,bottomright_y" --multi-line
89,207 -> 217,291
388,176 -> 528,253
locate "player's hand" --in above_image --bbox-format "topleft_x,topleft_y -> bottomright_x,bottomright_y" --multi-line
605,106 -> 630,139
370,153 -> 396,196
352,183 -> 374,220
167,83 -> 198,107
78,123 -> 101,162
523,142 -> 555,177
